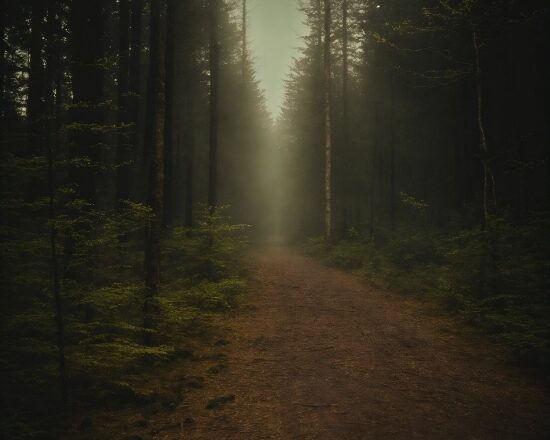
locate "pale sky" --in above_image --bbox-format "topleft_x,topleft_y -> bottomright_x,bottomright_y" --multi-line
248,0 -> 307,117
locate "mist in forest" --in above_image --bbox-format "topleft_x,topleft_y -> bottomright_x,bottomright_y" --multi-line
1,0 -> 549,438
248,0 -> 307,116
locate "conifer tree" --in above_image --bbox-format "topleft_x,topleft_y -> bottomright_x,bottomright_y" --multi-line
143,0 -> 167,336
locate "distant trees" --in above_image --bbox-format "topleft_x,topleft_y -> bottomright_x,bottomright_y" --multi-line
323,0 -> 333,241
341,0 -> 349,158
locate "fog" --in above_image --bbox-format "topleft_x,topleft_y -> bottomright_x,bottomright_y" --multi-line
248,0 -> 307,117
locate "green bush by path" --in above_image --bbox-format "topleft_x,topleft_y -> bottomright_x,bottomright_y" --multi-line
305,216 -> 550,371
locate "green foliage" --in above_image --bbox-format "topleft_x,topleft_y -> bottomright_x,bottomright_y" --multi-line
306,216 -> 550,370
2,0 -> 259,437
164,206 -> 251,284
324,240 -> 367,270
185,279 -> 247,311
1,201 -> 250,438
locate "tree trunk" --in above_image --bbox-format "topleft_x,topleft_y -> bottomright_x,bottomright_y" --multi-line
28,0 -> 46,154
389,71 -> 396,229
341,0 -> 349,235
128,0 -> 143,199
472,27 -> 496,225
323,0 -> 332,241
342,0 -> 348,148
182,0 -> 195,227
0,2 -> 7,145
369,102 -> 379,241
143,0 -> 166,337
116,0 -> 131,202
208,0 -> 220,208
69,0 -> 107,203
184,70 -> 195,228
163,0 -> 176,225
46,0 -> 67,403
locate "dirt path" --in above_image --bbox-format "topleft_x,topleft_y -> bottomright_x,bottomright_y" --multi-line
157,247 -> 549,439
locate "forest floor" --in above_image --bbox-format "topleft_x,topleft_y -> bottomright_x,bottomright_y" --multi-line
79,247 -> 549,440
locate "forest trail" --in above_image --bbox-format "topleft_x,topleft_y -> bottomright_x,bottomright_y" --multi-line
156,247 -> 549,439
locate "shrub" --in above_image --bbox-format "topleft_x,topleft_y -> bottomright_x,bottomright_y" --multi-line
306,216 -> 550,370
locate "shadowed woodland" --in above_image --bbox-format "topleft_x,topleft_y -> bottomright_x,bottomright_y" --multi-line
1,0 -> 549,438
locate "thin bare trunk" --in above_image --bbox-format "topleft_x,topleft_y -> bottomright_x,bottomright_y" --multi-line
117,0 -> 131,202
144,0 -> 166,337
473,27 -> 496,225
46,0 -> 67,403
369,103 -> 379,241
341,0 -> 349,234
183,0 -> 195,227
208,0 -> 220,208
28,0 -> 45,154
342,0 -> 348,148
0,9 -> 5,144
128,0 -> 142,192
184,74 -> 195,228
389,72 -> 396,229
68,0 -> 106,203
324,0 -> 332,241
163,0 -> 176,225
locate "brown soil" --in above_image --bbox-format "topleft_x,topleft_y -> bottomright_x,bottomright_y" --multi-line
96,247 -> 549,439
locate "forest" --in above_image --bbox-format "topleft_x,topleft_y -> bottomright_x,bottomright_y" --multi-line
1,0 -> 549,439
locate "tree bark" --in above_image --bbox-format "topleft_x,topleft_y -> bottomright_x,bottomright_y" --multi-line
0,1 -> 7,145
144,0 -> 166,336
69,0 -> 107,203
46,0 -> 67,403
341,0 -> 349,235
182,0 -> 195,227
128,0 -> 142,199
208,0 -> 220,208
323,0 -> 332,241
389,71 -> 396,229
28,0 -> 46,154
163,0 -> 176,225
472,27 -> 496,225
116,0 -> 131,202
184,70 -> 195,228
369,102 -> 379,240
342,0 -> 348,148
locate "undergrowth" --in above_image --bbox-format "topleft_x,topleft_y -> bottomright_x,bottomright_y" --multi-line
304,216 -> 550,372
1,206 -> 250,439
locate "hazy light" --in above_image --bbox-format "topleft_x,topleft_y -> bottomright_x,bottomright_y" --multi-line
249,0 -> 307,117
